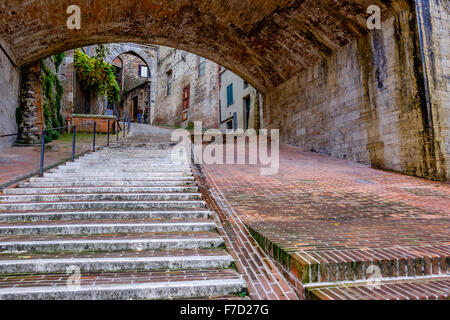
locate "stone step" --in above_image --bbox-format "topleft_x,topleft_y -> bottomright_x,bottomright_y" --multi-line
58,165 -> 191,170
19,181 -> 195,188
0,272 -> 245,300
83,155 -> 174,160
287,246 -> 450,286
43,172 -> 192,178
0,210 -> 211,222
0,200 -> 206,212
30,176 -> 195,182
0,221 -> 216,235
53,168 -> 192,173
0,232 -> 224,252
0,192 -> 202,203
306,276 -> 450,300
0,254 -> 233,274
3,186 -> 199,195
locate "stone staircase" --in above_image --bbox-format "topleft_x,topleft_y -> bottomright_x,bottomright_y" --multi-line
0,143 -> 246,300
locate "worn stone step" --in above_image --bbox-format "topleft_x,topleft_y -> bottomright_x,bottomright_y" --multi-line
0,221 -> 216,235
0,210 -> 211,222
53,168 -> 192,174
306,276 -> 450,300
0,200 -> 206,212
19,180 -> 195,188
0,193 -> 202,203
0,273 -> 245,300
30,176 -> 195,182
59,164 -> 191,170
284,245 -> 450,286
3,186 -> 198,195
43,172 -> 191,178
0,232 -> 224,252
0,254 -> 233,274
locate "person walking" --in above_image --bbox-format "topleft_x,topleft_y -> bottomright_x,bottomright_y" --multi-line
137,108 -> 143,123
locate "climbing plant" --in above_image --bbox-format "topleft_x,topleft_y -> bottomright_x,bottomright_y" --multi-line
73,49 -> 120,103
52,52 -> 65,72
41,60 -> 64,142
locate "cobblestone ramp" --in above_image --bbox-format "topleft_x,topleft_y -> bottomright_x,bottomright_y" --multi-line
0,140 -> 245,299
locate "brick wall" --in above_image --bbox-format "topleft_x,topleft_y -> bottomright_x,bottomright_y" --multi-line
264,6 -> 449,181
0,47 -> 20,150
72,115 -> 117,134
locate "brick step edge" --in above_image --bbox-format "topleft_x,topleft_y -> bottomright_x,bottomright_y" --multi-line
305,276 -> 450,300
248,226 -> 449,290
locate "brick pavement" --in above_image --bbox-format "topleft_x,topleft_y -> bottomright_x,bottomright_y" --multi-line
0,133 -> 109,187
201,143 -> 450,299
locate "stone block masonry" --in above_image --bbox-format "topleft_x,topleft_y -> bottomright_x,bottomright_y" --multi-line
264,3 -> 449,181
0,46 -> 20,150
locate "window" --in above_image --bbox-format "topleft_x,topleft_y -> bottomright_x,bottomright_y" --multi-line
226,84 -> 234,106
166,70 -> 173,95
198,57 -> 206,77
182,85 -> 190,110
243,80 -> 249,89
139,65 -> 149,78
226,120 -> 233,130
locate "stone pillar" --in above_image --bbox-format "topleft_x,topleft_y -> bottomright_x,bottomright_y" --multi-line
59,50 -> 75,120
17,63 -> 43,144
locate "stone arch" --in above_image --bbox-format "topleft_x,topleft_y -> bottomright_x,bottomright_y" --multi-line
0,0 -> 409,93
105,43 -> 155,79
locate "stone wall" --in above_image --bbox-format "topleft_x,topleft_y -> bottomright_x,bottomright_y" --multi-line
121,54 -> 149,92
0,47 -> 20,150
58,50 -> 75,120
16,62 -> 43,144
123,82 -> 151,121
264,5 -> 449,181
154,47 -> 219,129
415,0 -> 449,180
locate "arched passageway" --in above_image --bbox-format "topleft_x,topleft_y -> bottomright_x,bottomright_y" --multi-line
0,0 -> 448,180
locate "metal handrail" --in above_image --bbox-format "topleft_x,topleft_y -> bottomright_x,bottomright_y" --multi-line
1,115 -> 132,177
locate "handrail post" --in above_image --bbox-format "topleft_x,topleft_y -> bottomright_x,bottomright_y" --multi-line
39,130 -> 46,177
93,122 -> 97,152
107,120 -> 110,147
116,119 -> 119,141
72,126 -> 76,162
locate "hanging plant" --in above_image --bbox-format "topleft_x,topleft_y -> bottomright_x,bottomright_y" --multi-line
73,49 -> 120,102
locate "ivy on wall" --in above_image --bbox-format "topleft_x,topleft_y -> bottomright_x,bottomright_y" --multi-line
41,59 -> 64,142
73,49 -> 120,103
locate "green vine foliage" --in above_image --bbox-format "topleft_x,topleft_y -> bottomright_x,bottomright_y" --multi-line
53,52 -> 65,72
41,60 -> 64,142
73,49 -> 120,103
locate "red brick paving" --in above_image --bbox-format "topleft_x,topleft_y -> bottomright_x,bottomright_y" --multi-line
0,134 -> 109,187
200,143 -> 450,298
194,164 -> 299,300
